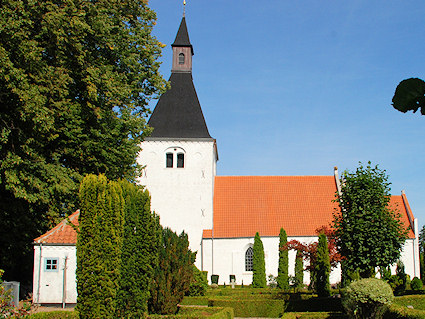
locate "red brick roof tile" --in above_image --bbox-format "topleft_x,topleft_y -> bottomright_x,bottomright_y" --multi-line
34,210 -> 79,244
205,176 -> 415,239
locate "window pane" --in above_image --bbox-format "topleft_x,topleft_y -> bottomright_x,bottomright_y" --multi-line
166,153 -> 173,168
177,153 -> 184,168
245,247 -> 253,271
45,258 -> 58,271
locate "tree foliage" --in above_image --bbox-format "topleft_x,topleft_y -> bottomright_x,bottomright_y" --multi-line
116,181 -> 161,318
76,174 -> 125,319
0,0 -> 166,285
294,250 -> 304,289
252,232 -> 267,288
333,163 -> 408,278
392,78 -> 425,115
419,226 -> 425,282
148,228 -> 196,315
342,278 -> 394,319
286,226 -> 341,289
277,228 -> 289,290
315,233 -> 331,297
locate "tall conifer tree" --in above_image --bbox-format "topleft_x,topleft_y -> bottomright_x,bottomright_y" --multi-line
252,232 -> 267,288
116,181 -> 160,317
277,228 -> 289,290
315,233 -> 331,297
77,174 -> 125,319
294,250 -> 304,289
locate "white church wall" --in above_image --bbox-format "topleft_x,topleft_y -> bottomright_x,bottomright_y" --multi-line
33,245 -> 77,305
202,236 -> 342,286
400,238 -> 420,279
137,139 -> 216,268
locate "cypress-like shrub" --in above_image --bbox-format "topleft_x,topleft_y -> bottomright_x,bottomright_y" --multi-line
278,228 -> 290,290
342,278 -> 394,319
77,174 -> 125,319
116,181 -> 161,317
253,232 -> 267,288
294,250 -> 304,289
315,233 -> 331,297
187,266 -> 208,296
148,228 -> 196,314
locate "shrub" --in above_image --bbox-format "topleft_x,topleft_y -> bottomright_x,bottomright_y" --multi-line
0,269 -> 30,318
253,232 -> 267,288
208,298 -> 285,317
411,277 -> 423,291
388,261 -> 408,295
315,233 -> 331,297
148,229 -> 196,314
25,312 -> 78,319
342,278 -> 394,319
187,266 -> 208,296
294,250 -> 304,289
278,228 -> 290,290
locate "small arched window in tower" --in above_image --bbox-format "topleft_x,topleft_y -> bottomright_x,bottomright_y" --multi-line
177,153 -> 184,168
179,53 -> 185,65
166,153 -> 173,168
245,246 -> 253,271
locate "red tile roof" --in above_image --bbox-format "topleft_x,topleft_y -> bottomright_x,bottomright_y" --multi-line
204,176 -> 415,239
34,210 -> 79,244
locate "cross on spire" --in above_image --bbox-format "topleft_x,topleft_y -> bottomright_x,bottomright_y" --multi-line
183,0 -> 186,17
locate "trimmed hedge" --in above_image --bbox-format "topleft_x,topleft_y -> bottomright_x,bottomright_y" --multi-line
285,295 -> 343,312
180,296 -> 209,305
208,298 -> 285,317
147,306 -> 234,319
25,311 -> 78,319
282,312 -> 347,319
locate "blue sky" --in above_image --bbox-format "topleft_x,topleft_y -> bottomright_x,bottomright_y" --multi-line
148,1 -> 425,227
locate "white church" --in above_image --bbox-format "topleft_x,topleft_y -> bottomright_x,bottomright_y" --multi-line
32,16 -> 420,305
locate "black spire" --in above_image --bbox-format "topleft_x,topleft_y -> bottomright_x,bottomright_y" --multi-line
172,17 -> 194,55
147,17 -> 211,139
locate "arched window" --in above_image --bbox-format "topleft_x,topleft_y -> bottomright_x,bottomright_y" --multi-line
165,147 -> 186,168
177,153 -> 184,168
166,153 -> 173,168
179,53 -> 185,64
245,246 -> 253,271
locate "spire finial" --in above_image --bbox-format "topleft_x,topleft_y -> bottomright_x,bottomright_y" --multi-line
183,0 -> 186,17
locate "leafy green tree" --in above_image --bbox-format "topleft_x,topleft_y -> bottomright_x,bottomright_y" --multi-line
252,232 -> 267,288
392,78 -> 425,115
294,250 -> 304,289
76,174 -> 125,319
277,228 -> 289,290
0,0 -> 166,285
148,228 -> 196,315
116,181 -> 161,318
315,233 -> 331,297
333,162 -> 408,278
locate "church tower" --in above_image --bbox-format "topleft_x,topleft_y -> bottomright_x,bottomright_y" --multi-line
137,17 -> 217,268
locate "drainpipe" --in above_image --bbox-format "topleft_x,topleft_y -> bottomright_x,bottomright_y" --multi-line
62,255 -> 68,309
36,244 -> 42,305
